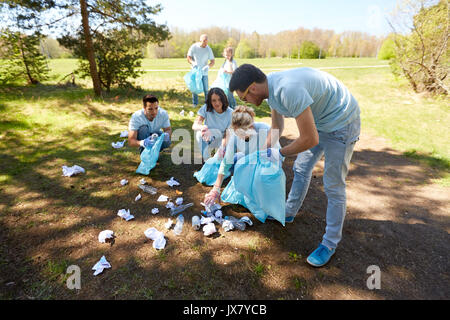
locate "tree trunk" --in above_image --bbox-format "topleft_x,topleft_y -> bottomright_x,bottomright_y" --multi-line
79,0 -> 102,97
18,35 -> 37,84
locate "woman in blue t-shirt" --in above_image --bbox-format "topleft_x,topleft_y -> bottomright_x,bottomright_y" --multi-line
192,87 -> 233,160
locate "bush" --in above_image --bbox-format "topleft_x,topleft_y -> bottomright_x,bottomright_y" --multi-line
300,41 -> 321,59
378,37 -> 396,60
235,40 -> 255,59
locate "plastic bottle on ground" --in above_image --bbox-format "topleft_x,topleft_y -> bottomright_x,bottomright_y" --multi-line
173,214 -> 184,235
192,215 -> 201,230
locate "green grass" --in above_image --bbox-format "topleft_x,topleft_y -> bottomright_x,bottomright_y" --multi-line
253,262 -> 265,277
40,57 -> 450,185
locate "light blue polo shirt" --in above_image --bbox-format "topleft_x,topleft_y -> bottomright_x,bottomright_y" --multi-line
128,107 -> 171,133
198,104 -> 233,136
187,43 -> 215,75
267,67 -> 360,132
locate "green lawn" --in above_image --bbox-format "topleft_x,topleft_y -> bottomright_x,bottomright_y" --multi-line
1,57 -> 448,186
43,57 -> 448,184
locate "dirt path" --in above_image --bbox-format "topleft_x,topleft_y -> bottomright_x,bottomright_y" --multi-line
276,118 -> 450,299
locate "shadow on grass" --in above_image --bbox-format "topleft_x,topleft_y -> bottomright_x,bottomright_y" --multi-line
403,149 -> 450,172
0,87 -> 448,300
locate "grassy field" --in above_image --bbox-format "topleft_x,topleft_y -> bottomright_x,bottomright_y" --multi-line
0,57 -> 448,300
42,57 -> 450,185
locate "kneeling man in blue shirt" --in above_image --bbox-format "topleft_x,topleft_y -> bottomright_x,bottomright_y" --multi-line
128,94 -> 172,154
229,65 -> 361,267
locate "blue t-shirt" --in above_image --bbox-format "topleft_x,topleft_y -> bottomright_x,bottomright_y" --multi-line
198,104 -> 233,137
128,108 -> 171,133
267,67 -> 360,132
218,122 -> 281,176
187,43 -> 215,75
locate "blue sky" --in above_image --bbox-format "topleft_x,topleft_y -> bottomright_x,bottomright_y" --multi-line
150,0 -> 398,36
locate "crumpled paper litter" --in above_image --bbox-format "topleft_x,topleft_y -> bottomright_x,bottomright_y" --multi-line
98,230 -> 114,243
120,130 -> 128,138
92,256 -> 111,276
117,209 -> 134,221
166,177 -> 180,187
164,218 -> 173,229
62,165 -> 85,177
203,223 -> 216,236
144,227 -> 166,250
112,140 -> 126,149
157,195 -> 168,202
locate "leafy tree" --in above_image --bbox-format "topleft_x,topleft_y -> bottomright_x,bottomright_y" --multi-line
59,28 -> 143,92
388,0 -> 449,95
0,29 -> 49,84
300,41 -> 321,59
377,36 -> 396,60
1,0 -> 170,96
209,41 -> 226,58
235,39 -> 255,59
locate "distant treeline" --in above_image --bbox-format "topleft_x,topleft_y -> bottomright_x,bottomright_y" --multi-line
148,26 -> 384,59
39,26 -> 384,59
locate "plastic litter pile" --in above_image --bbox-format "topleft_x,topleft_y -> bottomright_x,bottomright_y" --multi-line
69,129 -> 255,277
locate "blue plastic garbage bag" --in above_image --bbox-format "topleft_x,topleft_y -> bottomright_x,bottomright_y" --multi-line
221,150 -> 286,226
211,71 -> 231,96
193,155 -> 231,186
136,134 -> 164,175
184,67 -> 203,95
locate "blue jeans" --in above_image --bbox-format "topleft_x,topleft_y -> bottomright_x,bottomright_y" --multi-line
137,125 -> 171,154
285,116 -> 360,249
227,90 -> 236,109
193,75 -> 209,106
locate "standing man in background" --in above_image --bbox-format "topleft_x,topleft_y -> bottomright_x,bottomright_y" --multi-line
187,34 -> 215,107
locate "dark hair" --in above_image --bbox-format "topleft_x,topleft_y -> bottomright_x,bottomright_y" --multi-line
206,87 -> 229,112
143,94 -> 158,106
229,64 -> 267,92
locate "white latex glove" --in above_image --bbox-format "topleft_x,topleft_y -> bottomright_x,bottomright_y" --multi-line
201,127 -> 212,142
204,189 -> 220,206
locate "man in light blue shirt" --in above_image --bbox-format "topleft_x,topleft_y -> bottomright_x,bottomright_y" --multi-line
187,34 -> 215,107
229,64 -> 361,267
128,94 -> 172,154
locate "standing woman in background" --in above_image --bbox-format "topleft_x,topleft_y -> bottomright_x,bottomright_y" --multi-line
221,47 -> 238,109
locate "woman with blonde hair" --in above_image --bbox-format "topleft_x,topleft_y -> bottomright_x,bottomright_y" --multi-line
211,47 -> 238,109
203,105 -> 281,206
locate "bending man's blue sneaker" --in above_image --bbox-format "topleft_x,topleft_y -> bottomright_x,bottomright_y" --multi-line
306,244 -> 335,267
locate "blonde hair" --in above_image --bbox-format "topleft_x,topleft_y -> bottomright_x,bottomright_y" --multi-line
223,47 -> 234,60
231,105 -> 255,129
